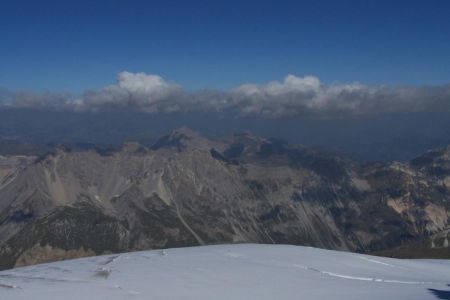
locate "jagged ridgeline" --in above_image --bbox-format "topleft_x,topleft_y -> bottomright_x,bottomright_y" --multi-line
0,128 -> 449,269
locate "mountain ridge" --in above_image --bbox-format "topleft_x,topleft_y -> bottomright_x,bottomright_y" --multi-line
0,128 -> 448,269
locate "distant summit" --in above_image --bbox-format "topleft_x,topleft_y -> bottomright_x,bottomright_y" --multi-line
151,127 -> 224,151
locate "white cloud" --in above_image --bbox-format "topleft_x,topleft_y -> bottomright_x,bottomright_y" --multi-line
79,71 -> 181,112
234,75 -> 321,96
117,71 -> 177,99
231,75 -> 370,116
1,72 -> 450,117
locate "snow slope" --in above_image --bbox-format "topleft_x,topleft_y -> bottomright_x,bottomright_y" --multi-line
0,244 -> 449,299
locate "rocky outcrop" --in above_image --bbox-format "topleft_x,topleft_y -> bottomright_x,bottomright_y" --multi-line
0,128 -> 449,269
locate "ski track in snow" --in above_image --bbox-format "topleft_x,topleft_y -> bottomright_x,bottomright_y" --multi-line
0,283 -> 20,289
292,263 -> 438,285
0,273 -> 91,285
357,256 -> 398,267
100,254 -> 122,266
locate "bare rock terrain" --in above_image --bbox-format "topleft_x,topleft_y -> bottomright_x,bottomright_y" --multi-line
0,128 -> 449,269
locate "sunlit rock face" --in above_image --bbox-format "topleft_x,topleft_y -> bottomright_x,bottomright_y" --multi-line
0,128 -> 449,269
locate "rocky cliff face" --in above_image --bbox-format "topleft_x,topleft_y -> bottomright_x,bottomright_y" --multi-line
0,128 -> 449,269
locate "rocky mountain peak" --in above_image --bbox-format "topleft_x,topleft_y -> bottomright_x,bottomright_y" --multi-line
120,142 -> 149,155
151,127 -> 224,152
410,145 -> 450,178
169,126 -> 201,138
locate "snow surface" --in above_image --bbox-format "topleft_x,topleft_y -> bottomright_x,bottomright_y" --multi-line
0,244 -> 449,299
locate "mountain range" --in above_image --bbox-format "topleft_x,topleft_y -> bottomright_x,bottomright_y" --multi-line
0,127 -> 449,270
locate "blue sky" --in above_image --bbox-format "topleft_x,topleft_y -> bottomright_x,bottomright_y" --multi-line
1,0 -> 450,92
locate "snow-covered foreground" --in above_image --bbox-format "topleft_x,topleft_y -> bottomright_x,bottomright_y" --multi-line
0,244 -> 449,300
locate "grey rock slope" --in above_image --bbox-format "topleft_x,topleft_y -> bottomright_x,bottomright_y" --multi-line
0,128 -> 449,269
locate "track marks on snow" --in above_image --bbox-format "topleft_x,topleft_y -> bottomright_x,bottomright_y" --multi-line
292,264 -> 437,285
